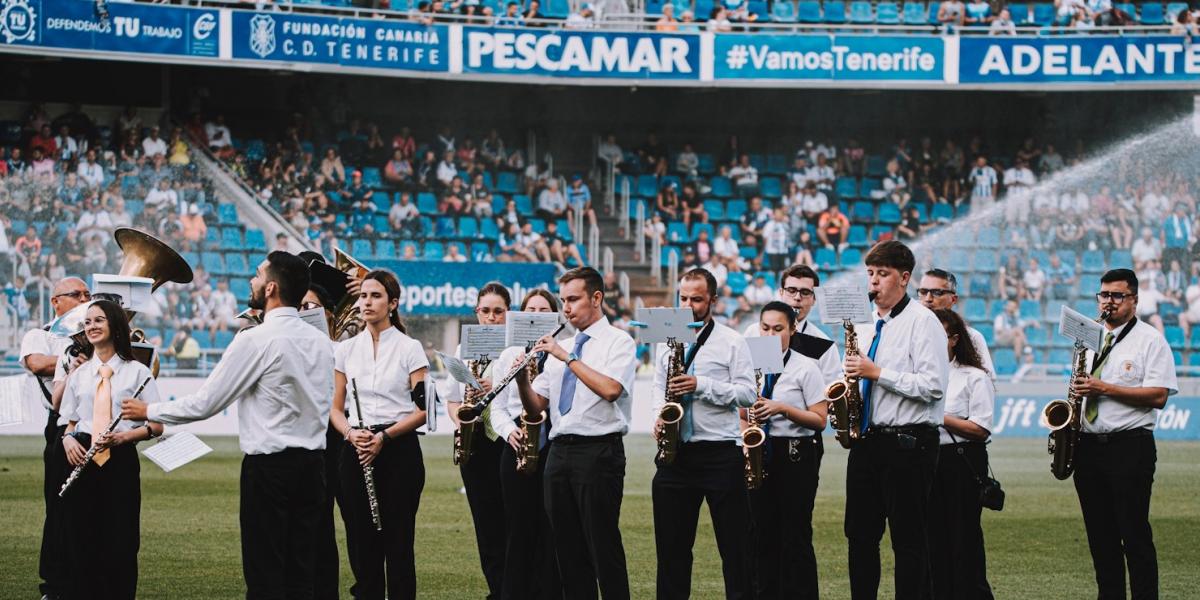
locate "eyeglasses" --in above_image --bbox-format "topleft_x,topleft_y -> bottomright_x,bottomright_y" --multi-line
1096,291 -> 1135,302
475,307 -> 507,316
300,301 -> 323,311
52,290 -> 90,301
781,287 -> 815,298
917,288 -> 955,298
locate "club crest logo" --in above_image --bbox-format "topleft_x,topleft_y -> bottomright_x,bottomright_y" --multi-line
0,0 -> 37,44
248,14 -> 275,58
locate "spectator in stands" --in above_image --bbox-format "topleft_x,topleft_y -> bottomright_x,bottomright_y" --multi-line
644,213 -> 666,248
158,205 -> 185,242
180,203 -> 207,250
388,192 -> 420,238
989,7 -> 1016,33
495,2 -> 525,26
1039,143 -> 1064,174
704,253 -> 730,289
350,194 -> 378,236
597,133 -> 624,173
745,275 -> 773,306
497,222 -> 526,262
204,115 -> 234,159
6,147 -> 26,177
544,220 -> 584,266
518,221 -> 551,262
676,142 -> 699,180
1003,157 -> 1036,226
896,205 -> 925,242
1162,202 -> 1193,266
321,147 -> 346,188
536,178 -> 568,224
29,124 -> 55,157
525,0 -> 544,22
142,125 -> 167,160
656,2 -> 679,29
707,7 -> 733,32
168,129 -> 190,166
1056,215 -> 1086,252
565,174 -> 594,234
968,154 -> 998,212
810,153 -> 836,198
444,243 -> 468,263
841,139 -> 867,180
210,278 -> 239,337
566,3 -> 596,27
881,159 -> 910,207
938,0 -> 966,28
639,133 -> 668,177
788,155 -> 811,189
657,182 -> 681,222
1135,276 -> 1170,333
1178,275 -> 1200,343
456,137 -> 478,169
384,148 -> 414,189
53,124 -> 80,163
762,207 -> 792,274
145,178 -> 178,213
29,147 -> 54,179
998,253 -> 1023,300
1023,257 -> 1047,302
740,195 -> 771,245
994,299 -> 1030,356
469,173 -> 493,219
1170,9 -> 1197,36
723,0 -> 757,22
77,198 -> 114,246
965,0 -> 992,24
439,176 -> 468,216
1164,258 -> 1186,304
817,203 -> 849,252
729,154 -> 759,198
475,130 -> 503,168
796,180 -> 828,226
341,170 -> 375,211
1132,226 -> 1163,268
166,327 -> 202,369
389,126 -> 416,162
14,225 -> 41,268
77,149 -> 104,188
602,271 -> 621,319
713,225 -> 741,271
679,181 -> 706,233
58,172 -> 86,206
678,9 -> 700,31
436,150 -> 458,191
1047,253 -> 1076,299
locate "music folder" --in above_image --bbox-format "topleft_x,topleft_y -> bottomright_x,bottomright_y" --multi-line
790,332 -> 835,361
308,259 -> 352,306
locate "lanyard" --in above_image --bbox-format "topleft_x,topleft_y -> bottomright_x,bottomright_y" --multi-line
1089,318 -> 1137,374
684,320 -> 716,373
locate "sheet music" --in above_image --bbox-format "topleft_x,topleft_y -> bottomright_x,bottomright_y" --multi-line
436,351 -> 482,390
142,432 -> 213,473
815,286 -> 873,324
299,306 -> 331,336
634,307 -> 696,344
0,375 -> 25,426
424,373 -> 439,432
746,336 -> 785,375
461,325 -> 507,360
1059,305 -> 1104,353
505,311 -> 561,348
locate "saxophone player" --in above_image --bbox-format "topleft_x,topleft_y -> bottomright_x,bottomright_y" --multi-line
330,270 -> 428,600
842,241 -> 949,600
1070,269 -> 1176,600
514,267 -> 638,600
651,268 -> 757,600
486,289 -> 563,600
742,265 -> 842,384
747,301 -> 828,600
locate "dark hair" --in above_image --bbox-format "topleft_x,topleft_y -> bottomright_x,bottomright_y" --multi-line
265,251 -> 310,308
363,269 -> 407,333
924,268 -> 958,292
90,300 -> 135,362
558,267 -> 605,298
520,289 -> 559,312
477,281 -> 512,307
780,264 -> 820,288
934,308 -> 983,370
1100,268 -> 1138,291
760,300 -> 797,329
680,267 -> 718,297
307,283 -> 335,312
864,240 -> 916,274
299,250 -> 326,265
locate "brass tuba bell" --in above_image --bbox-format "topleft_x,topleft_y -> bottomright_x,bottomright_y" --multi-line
114,228 -> 195,377
331,246 -> 370,340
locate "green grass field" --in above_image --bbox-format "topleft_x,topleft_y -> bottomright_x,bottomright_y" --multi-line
1,435 -> 1198,599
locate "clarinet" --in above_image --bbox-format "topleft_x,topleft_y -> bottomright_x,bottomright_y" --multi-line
59,376 -> 151,498
351,378 -> 384,531
457,324 -> 566,422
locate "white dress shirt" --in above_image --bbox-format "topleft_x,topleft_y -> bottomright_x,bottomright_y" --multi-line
532,317 -> 638,438
148,307 -> 335,455
967,326 -> 996,379
765,349 -> 826,438
1080,319 -> 1178,434
743,318 -> 843,386
487,345 -> 528,442
652,320 -> 756,443
940,361 -> 993,445
60,355 -> 160,435
20,327 -> 72,409
853,296 -> 949,427
335,327 -> 428,427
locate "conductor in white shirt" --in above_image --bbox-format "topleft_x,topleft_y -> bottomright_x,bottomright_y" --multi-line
122,252 -> 335,600
842,241 -> 949,600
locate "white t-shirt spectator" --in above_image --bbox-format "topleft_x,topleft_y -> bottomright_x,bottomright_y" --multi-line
762,220 -> 791,255
145,187 -> 178,212
1059,191 -> 1089,214
676,150 -> 699,175
538,188 -> 567,214
807,165 -> 835,190
436,160 -> 457,186
714,235 -> 739,260
1135,288 -> 1166,318
729,164 -> 759,188
598,140 -> 623,165
1023,267 -> 1046,294
142,136 -> 168,158
55,136 -> 79,162
77,160 -> 104,188
703,260 -> 729,289
1141,191 -> 1169,223
800,190 -> 829,216
1131,237 -> 1162,264
77,209 -> 114,241
389,201 -> 418,223
444,251 -> 468,263
745,283 -> 774,306
1003,166 -> 1036,196
206,122 -> 233,149
212,288 -> 238,319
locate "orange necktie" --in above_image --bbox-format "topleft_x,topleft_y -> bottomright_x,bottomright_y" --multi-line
93,365 -> 114,467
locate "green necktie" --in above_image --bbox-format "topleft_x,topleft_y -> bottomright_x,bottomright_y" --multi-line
1085,332 -> 1115,423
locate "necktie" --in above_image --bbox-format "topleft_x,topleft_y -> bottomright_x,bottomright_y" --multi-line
760,372 -> 781,437
679,340 -> 705,443
1085,332 -> 1115,423
858,319 -> 885,435
557,333 -> 591,416
93,365 -> 114,467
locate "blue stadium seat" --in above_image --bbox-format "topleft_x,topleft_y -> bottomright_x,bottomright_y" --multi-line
667,221 -> 691,243
765,154 -> 789,174
710,176 -> 734,198
704,200 -> 725,220
977,226 -> 1001,248
728,272 -> 749,295
823,0 -> 846,22
1008,2 -> 1031,22
351,238 -> 373,258
694,222 -> 715,241
245,229 -> 265,249
969,274 -> 992,298
974,249 -> 999,273
496,172 -> 519,195
376,241 -> 397,259
435,217 -> 456,238
637,175 -> 659,198
1114,2 -> 1136,21
458,217 -> 479,238
1031,2 -> 1055,24
993,349 -> 1017,375
740,245 -> 760,261
225,253 -> 251,277
417,192 -> 438,214
759,177 -> 782,199
1026,326 -> 1049,347
930,202 -> 953,221
749,0 -> 770,20
1165,326 -> 1186,349
218,204 -> 239,224
878,203 -> 901,225
529,219 -> 547,234
695,0 -> 716,19
221,228 -> 244,251
840,248 -> 863,267
1190,326 -> 1200,350
876,1 -> 900,23
1048,349 -> 1073,366
361,167 -> 383,189
859,178 -> 880,198
926,1 -> 941,23
480,219 -> 499,240
902,1 -> 927,23
851,201 -> 875,223
848,224 -> 869,248
470,242 -> 492,261
798,0 -> 823,21
424,241 -> 445,260
698,154 -> 717,174
726,199 -> 748,216
231,277 -> 252,301
543,0 -> 570,18
212,330 -> 235,349
202,253 -> 226,275
1081,250 -> 1105,273
815,248 -> 838,271
835,177 -> 858,200
1109,249 -> 1133,269
514,194 -> 533,215
848,0 -> 874,22
974,323 -> 994,345
1056,250 -> 1077,268
1173,350 -> 1184,366
1019,299 -> 1040,321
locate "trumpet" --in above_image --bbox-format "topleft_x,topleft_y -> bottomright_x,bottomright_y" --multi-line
1042,309 -> 1112,480
453,357 -> 489,466
743,369 -> 767,490
59,376 -> 151,498
655,338 -> 686,466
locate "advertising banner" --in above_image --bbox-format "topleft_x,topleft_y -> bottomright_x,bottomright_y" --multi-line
0,0 -> 219,57
462,26 -> 700,79
374,260 -> 557,316
990,395 -> 1197,440
714,33 -> 944,81
230,10 -> 447,71
960,36 -> 1200,84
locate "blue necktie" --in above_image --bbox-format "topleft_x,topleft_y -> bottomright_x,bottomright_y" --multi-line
557,333 -> 591,416
679,341 -> 703,442
760,372 -> 781,437
858,319 -> 885,435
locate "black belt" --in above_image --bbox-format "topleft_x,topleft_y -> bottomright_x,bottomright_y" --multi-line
1079,428 -> 1152,444
866,424 -> 938,437
681,439 -> 737,448
367,423 -> 397,433
770,435 -> 821,444
552,432 -> 621,445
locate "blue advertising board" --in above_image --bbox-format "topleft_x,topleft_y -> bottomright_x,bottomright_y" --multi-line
230,11 -> 446,71
989,395 -> 1198,440
0,0 -> 218,57
960,36 -> 1200,84
462,27 -> 700,79
714,34 -> 943,81
375,260 -> 557,316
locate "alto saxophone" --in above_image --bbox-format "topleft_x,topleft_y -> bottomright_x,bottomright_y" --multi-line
743,369 -> 767,490
655,338 -> 687,465
825,318 -> 864,449
350,379 -> 383,531
516,345 -> 546,476
453,358 -> 489,466
1042,309 -> 1112,480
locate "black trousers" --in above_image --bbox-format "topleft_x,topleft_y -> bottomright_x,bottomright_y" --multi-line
499,440 -> 562,600
844,428 -> 939,600
1074,430 -> 1158,600
315,425 -> 344,600
62,436 -> 140,600
459,429 -> 507,599
241,448 -> 325,600
340,432 -> 425,600
40,410 -> 68,597
544,434 -> 629,600
653,440 -> 751,600
929,442 -> 994,600
749,436 -> 824,600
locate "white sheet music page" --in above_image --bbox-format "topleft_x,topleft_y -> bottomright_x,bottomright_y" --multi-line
505,311 -> 561,348
815,286 -> 872,325
436,351 -> 482,390
143,431 -> 213,473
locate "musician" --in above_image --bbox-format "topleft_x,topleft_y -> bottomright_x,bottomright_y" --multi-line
917,268 -> 995,377
122,251 -> 335,600
1071,268 -> 1176,600
58,300 -> 163,600
929,308 -> 994,600
747,301 -> 829,600
444,281 -> 510,598
303,281 -> 343,600
21,276 -> 89,600
652,267 -> 756,599
515,267 -> 638,600
842,240 -> 949,600
331,270 -> 428,600
487,289 -> 563,600
742,264 -> 841,384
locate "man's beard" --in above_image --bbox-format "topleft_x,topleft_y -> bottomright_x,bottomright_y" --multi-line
692,304 -> 711,323
247,286 -> 266,310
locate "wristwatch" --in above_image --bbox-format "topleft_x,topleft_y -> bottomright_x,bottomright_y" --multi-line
565,352 -> 580,367
144,424 -> 158,439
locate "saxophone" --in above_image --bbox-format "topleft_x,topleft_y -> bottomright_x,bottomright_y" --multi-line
516,345 -> 546,476
350,379 -> 383,531
655,338 -> 686,465
743,369 -> 767,490
825,318 -> 864,449
1042,309 -> 1112,480
453,358 -> 489,466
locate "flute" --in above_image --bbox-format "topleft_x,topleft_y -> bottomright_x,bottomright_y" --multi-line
59,376 -> 152,498
457,324 -> 566,421
351,378 -> 384,531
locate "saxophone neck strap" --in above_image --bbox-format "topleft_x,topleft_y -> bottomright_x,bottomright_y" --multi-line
1089,317 -> 1137,374
682,319 -> 715,374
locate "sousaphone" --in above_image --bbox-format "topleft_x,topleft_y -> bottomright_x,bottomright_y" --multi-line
114,227 -> 195,375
